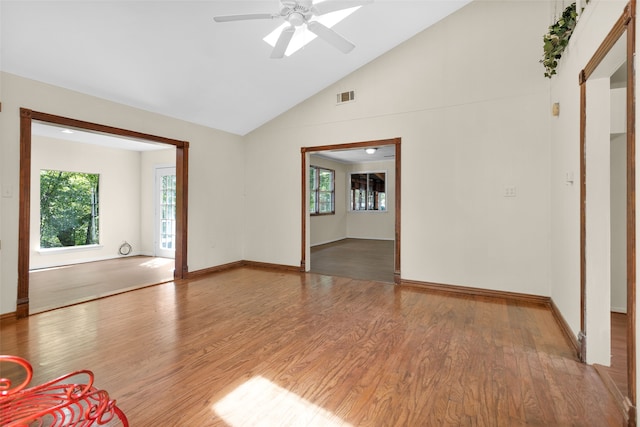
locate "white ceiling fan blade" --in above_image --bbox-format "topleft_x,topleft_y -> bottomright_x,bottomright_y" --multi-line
307,21 -> 355,53
313,0 -> 373,16
271,26 -> 296,59
214,13 -> 279,23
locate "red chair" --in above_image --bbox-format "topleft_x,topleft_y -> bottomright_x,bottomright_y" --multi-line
0,355 -> 128,426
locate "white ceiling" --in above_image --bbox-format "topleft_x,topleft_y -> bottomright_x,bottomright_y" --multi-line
311,144 -> 395,163
32,121 -> 172,151
1,0 -> 471,136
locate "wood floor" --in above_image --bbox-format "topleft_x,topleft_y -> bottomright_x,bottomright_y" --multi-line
311,239 -> 394,283
0,267 -> 623,426
29,256 -> 174,314
600,312 -> 629,396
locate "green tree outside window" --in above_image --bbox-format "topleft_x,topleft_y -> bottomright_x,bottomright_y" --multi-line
40,170 -> 100,248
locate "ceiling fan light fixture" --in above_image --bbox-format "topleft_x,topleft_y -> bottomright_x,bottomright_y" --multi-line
263,4 -> 362,57
365,148 -> 377,154
288,11 -> 305,26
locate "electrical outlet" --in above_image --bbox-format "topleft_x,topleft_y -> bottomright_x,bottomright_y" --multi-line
503,186 -> 517,197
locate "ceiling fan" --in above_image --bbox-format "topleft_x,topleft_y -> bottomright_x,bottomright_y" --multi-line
213,0 -> 373,58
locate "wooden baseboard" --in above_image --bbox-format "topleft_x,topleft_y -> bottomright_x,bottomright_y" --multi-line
399,279 -> 550,306
0,311 -> 17,323
186,261 -> 244,279
549,298 -> 580,357
187,260 -> 301,279
594,363 -> 634,426
242,260 -> 301,272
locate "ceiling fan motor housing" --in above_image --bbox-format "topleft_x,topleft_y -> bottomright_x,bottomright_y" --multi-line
281,0 -> 313,26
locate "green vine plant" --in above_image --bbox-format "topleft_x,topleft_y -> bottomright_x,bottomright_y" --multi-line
541,2 -> 581,78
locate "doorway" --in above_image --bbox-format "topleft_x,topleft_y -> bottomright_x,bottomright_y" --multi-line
301,138 -> 401,283
17,109 -> 189,318
579,3 -> 635,421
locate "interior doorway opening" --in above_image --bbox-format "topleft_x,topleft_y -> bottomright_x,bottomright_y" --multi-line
18,109 -> 189,318
301,138 -> 401,284
578,3 -> 635,421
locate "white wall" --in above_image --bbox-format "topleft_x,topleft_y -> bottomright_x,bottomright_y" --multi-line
609,82 -> 627,314
309,155 -> 348,246
244,0 -> 552,296
585,77 -> 613,364
30,137 -> 142,268
0,72 -> 245,315
139,148 -> 176,256
611,133 -> 627,313
346,160 -> 394,240
611,87 -> 627,133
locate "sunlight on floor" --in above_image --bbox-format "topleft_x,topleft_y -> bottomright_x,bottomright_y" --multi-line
139,258 -> 173,269
213,376 -> 352,427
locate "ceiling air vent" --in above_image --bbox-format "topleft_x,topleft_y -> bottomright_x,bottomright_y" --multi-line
337,90 -> 355,104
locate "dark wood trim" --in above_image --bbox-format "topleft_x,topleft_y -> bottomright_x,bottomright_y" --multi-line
186,261 -> 245,279
626,0 -> 637,412
594,363 -> 634,426
242,260 -> 301,272
550,298 -> 580,356
17,109 -> 32,318
582,6 -> 630,81
175,144 -> 189,279
0,311 -> 17,323
21,110 -> 189,148
17,108 -> 189,318
399,279 -> 550,306
579,80 -> 587,362
300,147 -> 307,272
394,140 -> 401,284
301,138 -> 401,281
302,139 -> 400,153
579,3 -> 636,422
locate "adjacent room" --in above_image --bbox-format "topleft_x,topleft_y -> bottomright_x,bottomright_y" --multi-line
27,123 -> 176,313
308,146 -> 395,283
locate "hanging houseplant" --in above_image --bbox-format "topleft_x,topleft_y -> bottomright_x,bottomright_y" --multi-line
541,2 -> 578,78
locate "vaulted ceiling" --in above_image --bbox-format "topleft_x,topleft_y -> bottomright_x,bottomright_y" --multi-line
1,0 -> 471,136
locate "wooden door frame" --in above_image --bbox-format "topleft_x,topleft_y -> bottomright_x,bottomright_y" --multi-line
300,138 -> 401,283
17,108 -> 189,318
579,2 -> 636,420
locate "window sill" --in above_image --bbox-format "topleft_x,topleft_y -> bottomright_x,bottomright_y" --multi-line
37,244 -> 103,255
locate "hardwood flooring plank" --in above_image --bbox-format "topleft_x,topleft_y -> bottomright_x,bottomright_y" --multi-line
310,239 -> 394,283
29,256 -> 174,313
0,268 -> 624,426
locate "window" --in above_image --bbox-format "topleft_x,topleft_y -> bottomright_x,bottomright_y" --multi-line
310,166 -> 335,215
40,170 -> 100,248
350,172 -> 386,211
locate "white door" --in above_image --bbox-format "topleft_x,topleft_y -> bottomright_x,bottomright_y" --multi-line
155,167 -> 176,259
